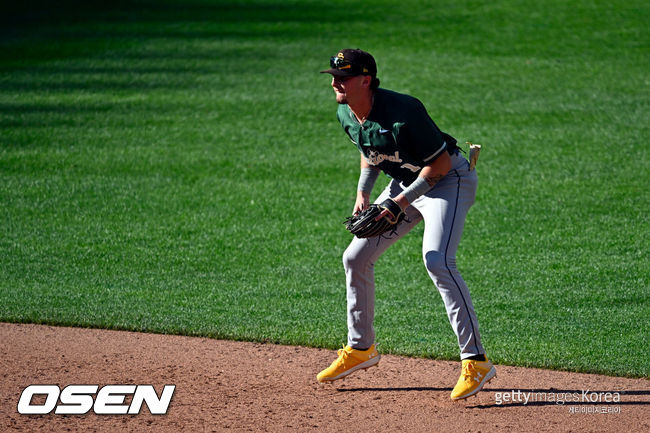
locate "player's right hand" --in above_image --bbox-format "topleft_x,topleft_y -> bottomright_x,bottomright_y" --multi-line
353,191 -> 370,215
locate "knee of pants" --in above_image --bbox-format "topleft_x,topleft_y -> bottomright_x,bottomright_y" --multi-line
343,243 -> 373,272
423,250 -> 449,277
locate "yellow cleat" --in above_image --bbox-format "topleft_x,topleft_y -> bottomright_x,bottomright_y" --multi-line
317,345 -> 380,383
450,358 -> 496,400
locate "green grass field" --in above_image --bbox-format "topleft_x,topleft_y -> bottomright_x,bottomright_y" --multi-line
1,0 -> 648,378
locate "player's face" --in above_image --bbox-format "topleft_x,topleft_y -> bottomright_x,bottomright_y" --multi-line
331,75 -> 364,104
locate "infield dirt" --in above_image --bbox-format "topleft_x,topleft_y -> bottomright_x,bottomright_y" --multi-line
1,322 -> 647,432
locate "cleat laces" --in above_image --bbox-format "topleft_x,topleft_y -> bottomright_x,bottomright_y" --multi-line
462,363 -> 476,382
335,347 -> 350,367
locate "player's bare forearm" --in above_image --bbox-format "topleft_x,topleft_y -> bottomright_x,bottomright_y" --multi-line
394,151 -> 452,210
360,154 -> 371,169
419,151 -> 452,186
421,170 -> 446,187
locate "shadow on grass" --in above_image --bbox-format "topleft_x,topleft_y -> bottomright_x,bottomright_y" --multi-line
0,0 -> 358,115
0,0 -> 373,63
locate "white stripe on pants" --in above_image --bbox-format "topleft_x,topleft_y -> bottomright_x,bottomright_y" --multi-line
342,152 -> 484,358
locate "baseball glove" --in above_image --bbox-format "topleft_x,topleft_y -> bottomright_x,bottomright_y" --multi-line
344,198 -> 405,238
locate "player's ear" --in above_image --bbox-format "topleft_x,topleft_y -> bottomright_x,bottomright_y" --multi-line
361,75 -> 372,89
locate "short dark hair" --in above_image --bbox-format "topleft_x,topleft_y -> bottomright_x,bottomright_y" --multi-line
370,77 -> 380,90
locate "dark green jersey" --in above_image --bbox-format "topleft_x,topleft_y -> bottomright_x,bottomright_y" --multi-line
337,88 -> 457,185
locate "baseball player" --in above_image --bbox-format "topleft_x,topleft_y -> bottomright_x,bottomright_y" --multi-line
317,49 -> 496,400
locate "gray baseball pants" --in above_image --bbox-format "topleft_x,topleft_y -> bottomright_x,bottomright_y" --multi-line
343,151 -> 485,359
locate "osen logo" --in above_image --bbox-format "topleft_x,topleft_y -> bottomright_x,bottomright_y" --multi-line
17,384 -> 175,415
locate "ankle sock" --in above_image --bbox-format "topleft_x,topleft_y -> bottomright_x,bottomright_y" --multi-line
465,354 -> 486,361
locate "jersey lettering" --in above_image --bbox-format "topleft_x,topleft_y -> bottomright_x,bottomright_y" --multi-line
366,150 -> 403,166
400,163 -> 421,172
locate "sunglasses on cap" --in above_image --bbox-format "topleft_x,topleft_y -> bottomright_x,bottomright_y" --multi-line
329,56 -> 372,75
330,56 -> 353,70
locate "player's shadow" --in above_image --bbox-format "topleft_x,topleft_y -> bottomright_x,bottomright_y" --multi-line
337,386 -> 452,392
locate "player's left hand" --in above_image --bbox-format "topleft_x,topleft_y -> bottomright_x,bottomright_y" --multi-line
353,191 -> 370,215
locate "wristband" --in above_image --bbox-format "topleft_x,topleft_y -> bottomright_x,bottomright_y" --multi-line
357,167 -> 380,194
402,176 -> 433,204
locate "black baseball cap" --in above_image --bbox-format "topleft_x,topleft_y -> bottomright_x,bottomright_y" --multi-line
320,49 -> 377,77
